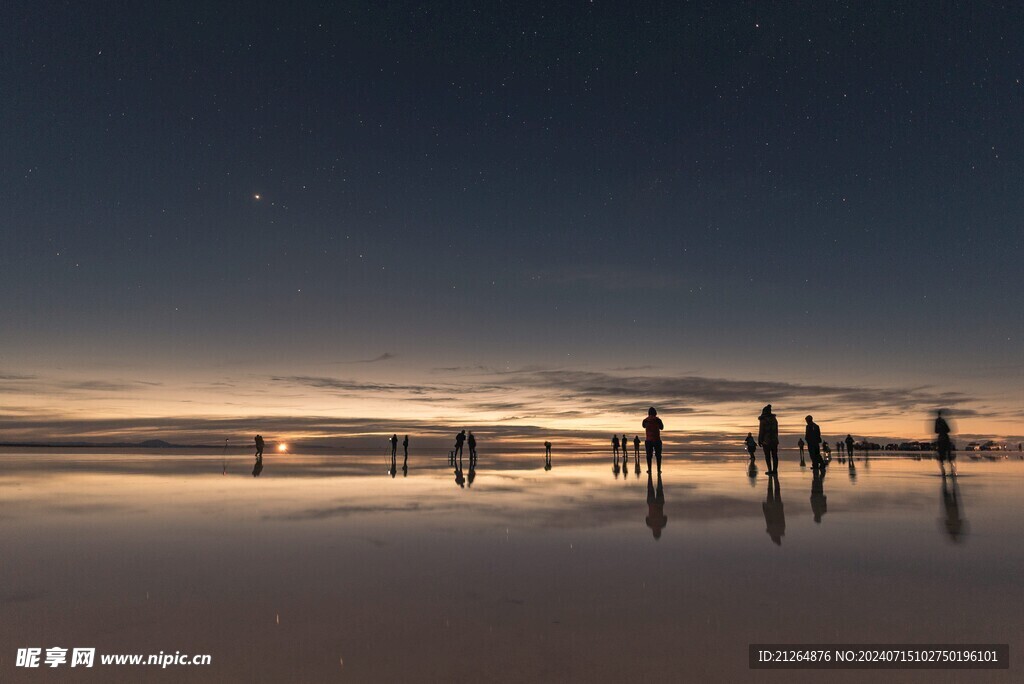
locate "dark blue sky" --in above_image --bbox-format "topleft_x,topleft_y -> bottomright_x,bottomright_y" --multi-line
1,1 -> 1022,442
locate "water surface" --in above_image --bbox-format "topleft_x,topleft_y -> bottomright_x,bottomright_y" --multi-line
1,449 -> 1020,682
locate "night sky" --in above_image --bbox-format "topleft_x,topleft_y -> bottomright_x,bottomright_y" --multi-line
2,1 -> 1022,447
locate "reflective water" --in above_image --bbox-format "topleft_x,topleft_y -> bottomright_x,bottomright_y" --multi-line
1,450 -> 1021,682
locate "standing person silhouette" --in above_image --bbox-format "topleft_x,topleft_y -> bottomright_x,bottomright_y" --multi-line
390,434 -> 398,459
612,435 -> 620,461
757,404 -> 779,475
935,410 -> 955,477
402,435 -> 409,473
254,434 -> 264,458
621,434 -> 628,464
454,430 -> 466,461
642,407 -> 664,473
633,435 -> 640,460
744,432 -> 758,460
805,415 -> 823,470
845,434 -> 855,459
468,431 -> 477,464
544,441 -> 552,470
797,437 -> 805,466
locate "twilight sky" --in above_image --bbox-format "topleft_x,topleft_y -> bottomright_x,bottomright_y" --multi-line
2,1 -> 1022,448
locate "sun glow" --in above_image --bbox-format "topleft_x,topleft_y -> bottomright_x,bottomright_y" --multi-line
278,443 -> 288,452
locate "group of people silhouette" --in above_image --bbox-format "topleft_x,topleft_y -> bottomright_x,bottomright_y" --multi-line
244,406 -> 966,541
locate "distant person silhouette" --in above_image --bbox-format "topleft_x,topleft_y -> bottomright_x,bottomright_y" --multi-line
544,441 -> 552,470
612,435 -> 620,461
254,434 -> 264,458
621,434 -> 628,463
642,407 -> 664,473
454,430 -> 466,461
822,441 -> 831,463
633,435 -> 640,460
805,415 -> 824,470
797,438 -> 806,467
402,435 -> 409,472
935,410 -> 956,477
810,468 -> 827,523
744,432 -> 757,460
645,471 -> 667,540
390,434 -> 398,459
940,476 -> 966,542
468,431 -> 477,463
757,404 -> 779,474
762,475 -> 786,545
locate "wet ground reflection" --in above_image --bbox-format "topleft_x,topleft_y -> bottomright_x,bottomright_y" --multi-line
0,450 -> 1021,682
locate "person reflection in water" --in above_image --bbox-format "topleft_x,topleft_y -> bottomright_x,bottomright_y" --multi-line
402,435 -> 409,475
454,460 -> 465,488
762,476 -> 786,545
757,405 -> 779,474
544,441 -> 552,471
810,468 -> 827,523
747,457 -> 758,485
642,407 -> 664,473
251,453 -> 263,477
940,476 -> 966,543
798,438 -> 806,467
645,471 -> 667,540
935,410 -> 956,478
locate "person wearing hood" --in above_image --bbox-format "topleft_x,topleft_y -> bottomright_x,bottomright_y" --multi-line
757,405 -> 780,475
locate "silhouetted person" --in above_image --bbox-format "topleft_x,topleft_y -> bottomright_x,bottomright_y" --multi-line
612,435 -> 620,461
935,410 -> 955,477
810,468 -> 827,523
940,476 -> 966,542
744,432 -> 757,459
805,415 -> 824,470
645,471 -> 667,540
762,475 -> 785,545
642,407 -> 664,473
757,404 -> 779,474
454,430 -> 466,461
390,434 -> 398,459
468,431 -> 477,463
252,454 -> 263,477
822,441 -> 832,463
254,434 -> 264,458
544,441 -> 552,470
402,435 -> 409,472
633,435 -> 640,459
621,434 -> 628,463
797,438 -> 806,467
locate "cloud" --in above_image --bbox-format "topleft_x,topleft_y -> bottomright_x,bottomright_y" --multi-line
335,352 -> 397,364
